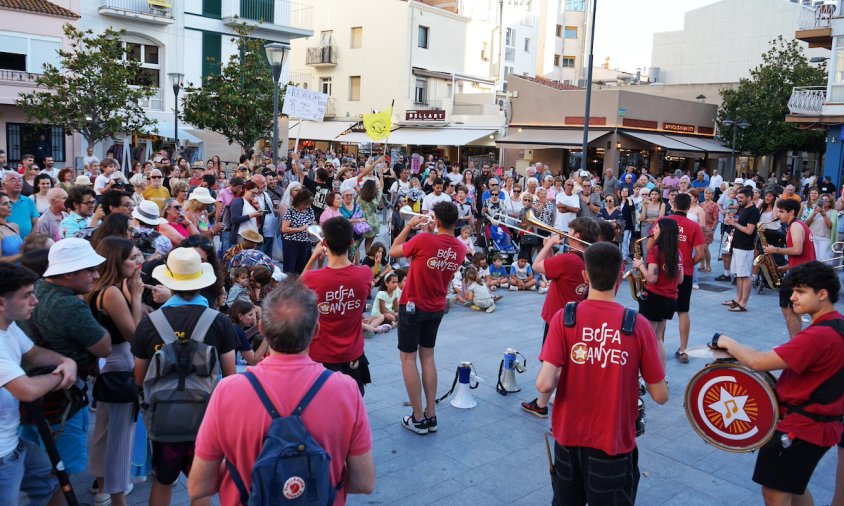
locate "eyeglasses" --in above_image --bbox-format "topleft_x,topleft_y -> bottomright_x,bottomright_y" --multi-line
80,199 -> 96,206
120,202 -> 134,208
565,183 -> 574,187
170,205 -> 182,211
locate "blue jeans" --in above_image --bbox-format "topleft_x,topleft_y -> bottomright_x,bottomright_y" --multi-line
20,408 -> 89,475
0,439 -> 58,506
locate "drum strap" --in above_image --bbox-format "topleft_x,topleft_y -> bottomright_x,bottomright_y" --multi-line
563,301 -> 638,335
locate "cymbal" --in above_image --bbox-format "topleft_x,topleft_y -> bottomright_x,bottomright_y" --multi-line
685,345 -> 733,360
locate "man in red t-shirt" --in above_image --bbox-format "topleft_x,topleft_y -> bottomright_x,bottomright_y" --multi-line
764,198 -> 816,338
389,201 -> 467,435
716,261 -> 843,505
663,193 -> 705,364
536,242 -> 667,505
522,217 -> 599,417
301,216 -> 373,395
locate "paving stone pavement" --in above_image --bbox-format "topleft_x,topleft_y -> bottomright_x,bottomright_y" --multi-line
70,236 -> 839,505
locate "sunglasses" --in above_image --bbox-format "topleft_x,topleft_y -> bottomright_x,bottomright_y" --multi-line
150,176 -> 162,179
491,192 -> 500,196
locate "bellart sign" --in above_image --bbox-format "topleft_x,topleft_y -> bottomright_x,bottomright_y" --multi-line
663,122 -> 695,133
406,110 -> 446,121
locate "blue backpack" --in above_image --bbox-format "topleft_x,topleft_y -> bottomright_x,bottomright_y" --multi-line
226,370 -> 342,505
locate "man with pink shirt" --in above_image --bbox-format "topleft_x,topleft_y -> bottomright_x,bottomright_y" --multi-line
188,280 -> 375,505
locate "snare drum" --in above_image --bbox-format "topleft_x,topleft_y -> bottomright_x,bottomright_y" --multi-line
684,359 -> 779,453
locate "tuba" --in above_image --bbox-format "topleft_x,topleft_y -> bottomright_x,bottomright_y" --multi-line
753,219 -> 781,289
623,235 -> 652,300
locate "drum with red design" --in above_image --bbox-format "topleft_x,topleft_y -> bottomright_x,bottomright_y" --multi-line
684,359 -> 779,453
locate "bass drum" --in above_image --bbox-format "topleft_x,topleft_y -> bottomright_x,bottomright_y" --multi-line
684,360 -> 779,453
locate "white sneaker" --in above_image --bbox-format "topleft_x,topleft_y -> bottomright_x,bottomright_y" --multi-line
509,285 -> 518,291
94,483 -> 134,506
529,285 -> 537,291
485,304 -> 496,313
538,286 -> 548,294
692,283 -> 700,290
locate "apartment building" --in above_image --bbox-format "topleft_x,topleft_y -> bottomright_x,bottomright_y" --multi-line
536,0 -> 589,85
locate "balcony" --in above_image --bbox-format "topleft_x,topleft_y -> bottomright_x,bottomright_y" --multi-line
0,69 -> 40,84
795,1 -> 839,50
788,86 -> 825,115
223,0 -> 313,36
306,46 -> 338,66
98,0 -> 175,25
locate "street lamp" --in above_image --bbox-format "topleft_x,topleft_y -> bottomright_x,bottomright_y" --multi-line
722,118 -> 751,179
265,42 -> 290,168
168,72 -> 184,153
579,0 -> 598,172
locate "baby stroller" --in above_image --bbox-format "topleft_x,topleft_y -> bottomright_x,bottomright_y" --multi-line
482,220 -> 519,264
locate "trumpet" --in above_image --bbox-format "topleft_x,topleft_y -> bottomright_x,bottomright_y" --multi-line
525,209 -> 592,253
399,205 -> 433,225
484,212 -> 545,239
307,224 -> 324,243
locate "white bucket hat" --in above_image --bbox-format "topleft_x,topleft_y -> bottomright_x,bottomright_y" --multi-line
132,200 -> 167,226
74,175 -> 92,186
43,238 -> 105,277
152,247 -> 217,291
188,187 -> 216,205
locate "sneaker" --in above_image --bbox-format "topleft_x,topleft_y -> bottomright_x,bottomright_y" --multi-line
376,324 -> 392,334
470,304 -> 481,311
94,483 -> 134,506
509,285 -> 518,291
528,285 -> 537,291
425,415 -> 438,433
363,329 -> 374,339
492,295 -> 504,302
538,286 -> 548,294
714,274 -> 730,282
402,414 -> 429,435
692,283 -> 700,290
520,398 -> 549,418
485,305 -> 496,313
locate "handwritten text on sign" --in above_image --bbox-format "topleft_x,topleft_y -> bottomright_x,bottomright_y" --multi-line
282,86 -> 328,122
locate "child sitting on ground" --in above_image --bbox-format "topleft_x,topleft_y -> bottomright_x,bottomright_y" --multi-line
457,226 -> 475,262
250,265 -> 277,304
509,254 -> 548,293
225,267 -> 252,307
464,267 -> 498,313
487,253 -> 509,291
228,300 -> 268,366
471,252 -> 490,283
371,272 -> 400,327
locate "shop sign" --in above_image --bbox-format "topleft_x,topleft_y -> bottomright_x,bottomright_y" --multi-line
406,110 -> 446,121
663,122 -> 695,133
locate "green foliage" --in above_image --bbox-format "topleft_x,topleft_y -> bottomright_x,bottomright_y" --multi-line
17,24 -> 156,147
181,24 -> 282,152
718,36 -> 827,158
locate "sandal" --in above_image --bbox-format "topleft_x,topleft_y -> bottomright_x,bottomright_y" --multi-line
674,350 -> 689,364
721,299 -> 739,307
727,305 -> 748,312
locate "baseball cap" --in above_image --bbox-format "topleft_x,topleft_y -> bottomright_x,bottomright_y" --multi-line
43,238 -> 105,277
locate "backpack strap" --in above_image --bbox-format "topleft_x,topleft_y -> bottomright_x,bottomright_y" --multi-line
292,369 -> 333,416
813,318 -> 844,337
148,309 -> 178,345
563,302 -> 578,328
621,308 -> 638,335
226,459 -> 249,506
189,308 -> 218,344
242,370 -> 281,419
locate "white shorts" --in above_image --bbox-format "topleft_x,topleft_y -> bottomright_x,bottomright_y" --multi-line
730,248 -> 755,278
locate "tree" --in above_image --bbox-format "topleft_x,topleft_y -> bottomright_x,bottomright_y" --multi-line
718,36 -> 827,173
181,24 -> 281,152
17,24 -> 156,149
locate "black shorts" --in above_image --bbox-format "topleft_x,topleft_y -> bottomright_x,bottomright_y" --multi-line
779,277 -> 793,309
542,321 -> 550,347
397,305 -> 444,353
752,432 -> 830,495
675,275 -> 693,313
552,443 -> 639,506
151,441 -> 195,485
322,354 -> 371,397
638,291 -> 677,322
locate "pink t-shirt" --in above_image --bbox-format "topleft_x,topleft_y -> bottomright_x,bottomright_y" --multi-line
194,354 -> 372,505
319,206 -> 343,225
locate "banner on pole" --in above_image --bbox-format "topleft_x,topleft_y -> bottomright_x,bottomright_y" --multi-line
282,86 -> 328,122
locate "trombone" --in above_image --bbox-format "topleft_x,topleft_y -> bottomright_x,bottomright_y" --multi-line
524,209 -> 592,253
484,212 -> 544,239
398,205 -> 433,227
307,224 -> 324,243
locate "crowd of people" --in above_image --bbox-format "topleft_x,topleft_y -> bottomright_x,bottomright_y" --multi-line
0,144 -> 841,506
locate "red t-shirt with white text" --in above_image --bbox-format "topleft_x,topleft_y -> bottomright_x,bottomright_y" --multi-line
539,300 -> 665,455
664,214 -> 703,277
300,264 -> 371,363
644,246 -> 682,300
540,252 -> 587,323
774,311 -> 844,447
401,232 -> 467,312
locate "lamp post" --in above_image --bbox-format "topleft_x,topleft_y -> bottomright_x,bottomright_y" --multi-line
168,72 -> 184,153
265,42 -> 290,168
721,118 -> 751,180
579,0 -> 598,172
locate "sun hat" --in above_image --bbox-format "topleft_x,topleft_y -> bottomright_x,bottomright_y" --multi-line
578,170 -> 590,178
239,229 -> 264,244
733,178 -> 744,185
43,238 -> 106,277
152,247 -> 217,291
188,187 -> 216,205
132,200 -> 167,226
192,160 -> 205,169
74,175 -> 92,186
674,169 -> 683,177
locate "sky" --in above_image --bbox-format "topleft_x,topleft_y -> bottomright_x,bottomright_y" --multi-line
592,0 -> 720,73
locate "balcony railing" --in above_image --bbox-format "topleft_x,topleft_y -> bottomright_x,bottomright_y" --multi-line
99,0 -> 174,21
788,86 -> 826,115
306,46 -> 338,66
223,0 -> 313,32
412,99 -> 443,109
286,71 -> 313,90
0,69 -> 40,84
797,2 -> 838,30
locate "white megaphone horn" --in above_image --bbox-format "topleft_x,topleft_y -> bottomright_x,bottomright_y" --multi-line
496,348 -> 527,395
436,361 -> 478,409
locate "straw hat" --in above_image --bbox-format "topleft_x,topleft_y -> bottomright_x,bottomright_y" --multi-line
192,160 -> 206,169
132,200 -> 167,226
239,229 -> 264,244
74,175 -> 92,186
188,187 -> 215,205
43,238 -> 105,277
152,247 -> 217,291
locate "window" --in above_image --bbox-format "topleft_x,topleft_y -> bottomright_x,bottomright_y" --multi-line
563,56 -> 576,68
124,42 -> 161,87
349,76 -> 361,101
350,27 -> 362,48
320,77 -> 332,96
414,78 -> 427,104
564,26 -> 577,38
418,26 -> 429,49
505,28 -> 515,47
202,0 -> 221,18
566,0 -> 586,11
201,32 -> 221,79
524,38 -> 530,52
503,65 -> 513,91
0,52 -> 26,71
832,38 -> 844,102
481,41 -> 490,61
556,24 -> 562,37
554,55 -> 561,67
6,123 -> 65,163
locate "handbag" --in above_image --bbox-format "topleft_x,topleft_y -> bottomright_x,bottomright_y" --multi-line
351,206 -> 372,237
93,371 -> 139,404
19,366 -> 89,429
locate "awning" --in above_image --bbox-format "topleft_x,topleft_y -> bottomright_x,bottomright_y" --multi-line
142,121 -> 202,144
665,135 -> 732,154
496,128 -> 610,149
288,120 -> 356,141
386,128 -> 496,146
621,131 -> 704,152
335,131 -> 379,144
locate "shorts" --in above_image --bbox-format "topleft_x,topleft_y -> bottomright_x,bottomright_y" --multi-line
151,441 -> 195,485
730,248 -> 754,278
397,305 -> 444,353
552,443 -> 639,506
676,275 -> 693,313
0,439 -> 59,506
542,321 -> 550,347
752,432 -> 829,495
638,291 -> 677,322
20,407 -> 89,475
322,353 -> 371,396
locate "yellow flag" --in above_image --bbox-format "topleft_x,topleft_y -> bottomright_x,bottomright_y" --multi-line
363,107 -> 392,141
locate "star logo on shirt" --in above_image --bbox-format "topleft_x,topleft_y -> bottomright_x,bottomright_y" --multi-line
570,343 -> 588,364
708,387 -> 751,428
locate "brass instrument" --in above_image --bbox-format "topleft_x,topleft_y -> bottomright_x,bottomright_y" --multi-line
484,212 -> 545,240
623,235 -> 652,300
752,219 -> 782,289
524,209 -> 592,253
399,205 -> 433,226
